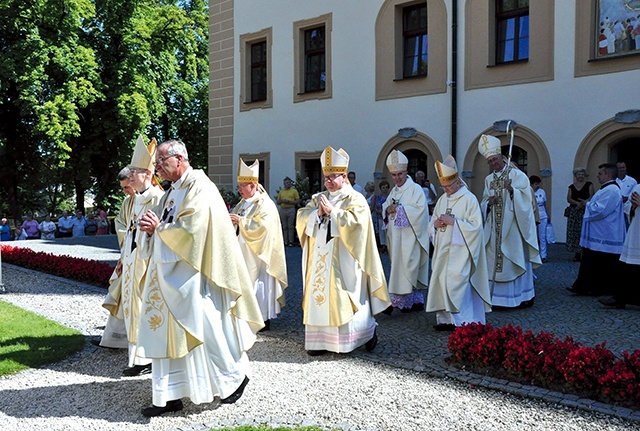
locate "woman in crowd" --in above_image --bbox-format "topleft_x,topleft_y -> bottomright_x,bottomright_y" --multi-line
566,168 -> 595,262
96,210 -> 110,235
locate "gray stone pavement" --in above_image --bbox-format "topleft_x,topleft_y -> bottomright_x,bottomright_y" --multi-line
4,235 -> 640,422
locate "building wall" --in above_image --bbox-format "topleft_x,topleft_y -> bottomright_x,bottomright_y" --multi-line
209,0 -> 640,241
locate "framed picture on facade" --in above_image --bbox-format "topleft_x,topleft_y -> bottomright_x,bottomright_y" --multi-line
596,0 -> 640,58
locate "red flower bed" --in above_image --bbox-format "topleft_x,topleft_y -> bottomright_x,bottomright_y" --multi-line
1,245 -> 113,288
448,322 -> 640,410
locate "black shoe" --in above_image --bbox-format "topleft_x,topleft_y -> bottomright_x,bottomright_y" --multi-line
517,298 -> 535,309
411,302 -> 425,312
306,349 -> 327,356
141,399 -> 183,417
259,319 -> 270,332
91,339 -> 119,350
123,363 -> 152,377
434,323 -> 456,332
221,376 -> 249,404
365,329 -> 378,352
598,296 -> 626,309
381,306 -> 393,316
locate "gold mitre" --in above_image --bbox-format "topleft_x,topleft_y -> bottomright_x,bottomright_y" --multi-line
130,135 -> 156,171
321,146 -> 349,175
435,155 -> 459,185
237,158 -> 259,183
386,150 -> 408,172
478,134 -> 502,159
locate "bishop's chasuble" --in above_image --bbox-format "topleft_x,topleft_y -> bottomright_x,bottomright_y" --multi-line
232,188 -> 288,321
296,184 -> 390,353
427,184 -> 492,325
480,165 -> 541,307
136,168 -> 263,407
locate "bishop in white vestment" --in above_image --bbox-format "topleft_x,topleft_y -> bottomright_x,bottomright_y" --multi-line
136,139 -> 263,417
427,155 -> 492,330
296,146 -> 390,355
231,158 -> 288,329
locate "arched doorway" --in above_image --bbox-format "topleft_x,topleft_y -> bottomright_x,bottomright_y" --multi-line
575,118 -> 640,185
611,137 -> 640,180
375,130 -> 443,187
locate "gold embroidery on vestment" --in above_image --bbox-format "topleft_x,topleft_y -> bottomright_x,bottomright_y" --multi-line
312,251 -> 329,305
490,171 -> 509,273
143,268 -> 165,331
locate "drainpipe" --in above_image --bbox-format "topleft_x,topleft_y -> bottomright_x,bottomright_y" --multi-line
450,0 -> 458,159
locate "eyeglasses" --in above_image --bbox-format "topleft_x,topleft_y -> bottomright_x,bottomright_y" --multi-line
441,182 -> 459,191
236,183 -> 252,190
154,154 -> 178,166
324,174 -> 343,182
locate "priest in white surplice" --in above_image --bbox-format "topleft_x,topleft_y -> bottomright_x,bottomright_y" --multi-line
382,150 -> 430,313
478,134 -> 541,309
230,158 -> 288,330
97,167 -> 135,350
136,139 -> 263,417
115,136 -> 165,376
296,146 -> 390,356
427,155 -> 492,331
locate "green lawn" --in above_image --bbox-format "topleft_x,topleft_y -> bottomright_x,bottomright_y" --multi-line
0,299 -> 86,376
0,300 -> 334,430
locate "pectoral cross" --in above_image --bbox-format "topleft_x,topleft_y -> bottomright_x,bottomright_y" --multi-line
440,208 -> 453,232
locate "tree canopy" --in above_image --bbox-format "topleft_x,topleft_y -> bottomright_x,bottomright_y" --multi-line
0,0 -> 209,221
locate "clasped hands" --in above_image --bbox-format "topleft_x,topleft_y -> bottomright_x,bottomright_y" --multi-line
138,210 -> 160,236
318,194 -> 334,218
434,214 -> 454,229
386,204 -> 397,216
229,213 -> 241,226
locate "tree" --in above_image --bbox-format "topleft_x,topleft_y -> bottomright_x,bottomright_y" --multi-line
0,0 -> 210,219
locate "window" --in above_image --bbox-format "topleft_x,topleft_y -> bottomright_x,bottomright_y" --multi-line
403,3 -> 428,78
501,145 -> 528,174
495,0 -> 529,64
304,26 -> 326,92
296,151 -> 323,194
239,28 -> 272,111
294,14 -> 332,103
375,0 -> 447,101
250,41 -> 267,102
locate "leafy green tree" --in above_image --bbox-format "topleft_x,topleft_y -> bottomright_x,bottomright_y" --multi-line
0,0 -> 101,219
0,0 -> 210,219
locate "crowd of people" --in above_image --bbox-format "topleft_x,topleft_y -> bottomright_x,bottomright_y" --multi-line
0,209 -> 112,241
4,134 -> 638,418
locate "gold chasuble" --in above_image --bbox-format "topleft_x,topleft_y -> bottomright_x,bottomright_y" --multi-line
297,187 -> 390,328
119,187 -> 164,345
102,194 -> 135,318
232,189 -> 288,308
138,168 -> 263,359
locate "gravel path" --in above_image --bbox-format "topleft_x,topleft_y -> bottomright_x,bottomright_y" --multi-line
0,238 -> 638,430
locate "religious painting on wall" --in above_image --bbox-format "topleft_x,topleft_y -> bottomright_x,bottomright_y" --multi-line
596,0 -> 640,58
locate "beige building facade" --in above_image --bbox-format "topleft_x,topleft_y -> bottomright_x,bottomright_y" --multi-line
209,0 -> 640,241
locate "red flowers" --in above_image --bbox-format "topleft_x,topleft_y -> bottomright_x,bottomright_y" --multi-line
447,323 -> 640,409
1,245 -> 113,288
